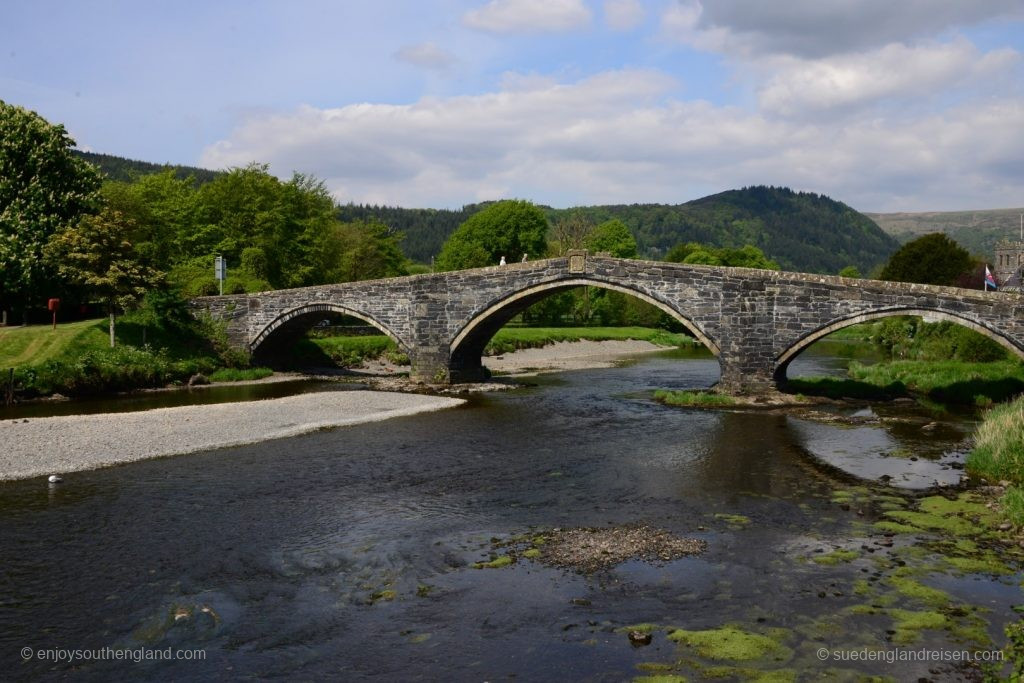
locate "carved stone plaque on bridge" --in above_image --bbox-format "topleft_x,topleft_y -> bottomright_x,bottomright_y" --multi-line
567,250 -> 587,273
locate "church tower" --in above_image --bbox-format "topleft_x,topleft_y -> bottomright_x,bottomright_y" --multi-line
993,239 -> 1024,290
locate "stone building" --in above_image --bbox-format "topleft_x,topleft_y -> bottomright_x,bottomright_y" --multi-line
994,239 -> 1024,291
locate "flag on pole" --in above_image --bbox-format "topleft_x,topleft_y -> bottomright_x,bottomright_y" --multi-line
984,265 -> 998,290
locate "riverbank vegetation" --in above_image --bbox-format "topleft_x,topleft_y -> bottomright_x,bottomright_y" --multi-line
0,292 -> 268,397
653,390 -> 737,407
967,397 -> 1024,527
784,317 -> 1024,406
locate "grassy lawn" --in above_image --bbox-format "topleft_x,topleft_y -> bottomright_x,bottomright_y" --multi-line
0,320 -> 110,367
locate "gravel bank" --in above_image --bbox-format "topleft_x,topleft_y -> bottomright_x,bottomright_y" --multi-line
483,338 -> 671,375
0,391 -> 464,481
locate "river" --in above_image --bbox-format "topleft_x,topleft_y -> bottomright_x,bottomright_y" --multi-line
0,346 -> 1018,680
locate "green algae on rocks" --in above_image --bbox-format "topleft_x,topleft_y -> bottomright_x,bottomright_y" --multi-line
666,625 -> 792,662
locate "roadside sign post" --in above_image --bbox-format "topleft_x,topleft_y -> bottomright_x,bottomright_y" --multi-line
47,298 -> 60,330
214,256 -> 226,295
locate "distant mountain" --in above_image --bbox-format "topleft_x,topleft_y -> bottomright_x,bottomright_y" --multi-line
344,187 -> 898,275
865,208 -> 1024,259
73,150 -> 221,184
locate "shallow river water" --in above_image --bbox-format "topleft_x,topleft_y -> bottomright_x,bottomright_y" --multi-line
1,348 -> 1019,681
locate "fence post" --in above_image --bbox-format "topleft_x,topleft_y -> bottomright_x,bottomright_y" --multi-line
5,368 -> 12,406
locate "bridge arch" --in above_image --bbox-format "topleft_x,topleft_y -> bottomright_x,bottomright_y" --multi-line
774,306 -> 1024,381
447,277 -> 719,381
250,302 -> 409,355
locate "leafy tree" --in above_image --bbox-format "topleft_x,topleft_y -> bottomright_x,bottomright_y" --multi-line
45,208 -> 163,347
101,170 -> 199,269
317,220 -> 408,283
665,242 -> 780,270
878,233 -> 972,286
838,265 -> 861,278
436,200 -> 548,270
585,219 -> 637,258
0,101 -> 102,318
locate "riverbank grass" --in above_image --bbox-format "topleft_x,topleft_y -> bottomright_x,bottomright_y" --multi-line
967,397 -> 1024,528
0,319 -> 106,366
787,359 -> 1024,405
485,326 -> 695,355
654,390 -> 736,407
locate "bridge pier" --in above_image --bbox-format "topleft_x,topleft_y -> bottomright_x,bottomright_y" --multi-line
718,356 -> 777,396
408,347 -> 455,384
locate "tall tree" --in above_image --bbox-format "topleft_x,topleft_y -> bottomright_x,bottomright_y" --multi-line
0,101 -> 102,319
879,233 -> 972,286
550,212 -> 594,256
585,219 -> 637,258
436,200 -> 548,270
45,208 -> 162,347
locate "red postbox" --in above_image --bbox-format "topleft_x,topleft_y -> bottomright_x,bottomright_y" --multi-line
48,298 -> 60,330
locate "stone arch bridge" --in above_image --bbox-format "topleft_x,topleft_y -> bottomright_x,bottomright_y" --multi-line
194,252 -> 1024,394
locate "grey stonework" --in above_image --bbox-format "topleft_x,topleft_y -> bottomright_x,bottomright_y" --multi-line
193,253 -> 1024,394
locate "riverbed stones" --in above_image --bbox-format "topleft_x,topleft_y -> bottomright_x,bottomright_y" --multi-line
532,523 -> 706,572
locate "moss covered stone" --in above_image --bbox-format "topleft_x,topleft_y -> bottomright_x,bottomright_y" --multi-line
812,549 -> 859,565
667,626 -> 791,662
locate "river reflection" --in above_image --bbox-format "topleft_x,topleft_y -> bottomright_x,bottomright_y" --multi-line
0,347 -> 1013,681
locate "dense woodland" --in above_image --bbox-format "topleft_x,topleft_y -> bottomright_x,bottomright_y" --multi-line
341,187 -> 897,274
73,150 -> 221,185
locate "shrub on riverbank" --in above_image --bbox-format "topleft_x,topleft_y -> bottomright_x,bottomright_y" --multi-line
13,345 -> 216,396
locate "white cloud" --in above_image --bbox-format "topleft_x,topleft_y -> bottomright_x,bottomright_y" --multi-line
661,0 -> 1023,58
200,69 -> 1024,211
463,0 -> 592,34
604,0 -> 644,31
393,42 -> 458,70
758,40 -> 1021,116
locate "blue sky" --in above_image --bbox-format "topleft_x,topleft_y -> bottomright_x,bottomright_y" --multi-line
3,0 -> 1022,211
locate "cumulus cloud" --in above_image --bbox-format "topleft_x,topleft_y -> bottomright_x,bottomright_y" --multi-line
758,40 -> 1021,116
604,0 -> 644,31
463,0 -> 591,33
393,42 -> 458,70
662,0 -> 1023,58
200,69 -> 1024,211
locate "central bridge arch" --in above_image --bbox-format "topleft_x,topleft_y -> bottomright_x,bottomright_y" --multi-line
773,306 -> 1024,382
447,277 -> 719,381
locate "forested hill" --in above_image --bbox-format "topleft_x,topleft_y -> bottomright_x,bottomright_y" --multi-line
342,187 -> 898,274
73,150 -> 221,184
72,148 -> 895,273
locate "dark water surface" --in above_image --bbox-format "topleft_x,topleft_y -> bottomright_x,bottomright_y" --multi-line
0,349 -> 1017,680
